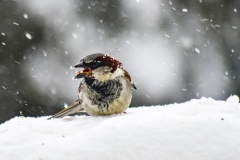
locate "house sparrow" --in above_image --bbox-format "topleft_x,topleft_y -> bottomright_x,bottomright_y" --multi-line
48,53 -> 136,119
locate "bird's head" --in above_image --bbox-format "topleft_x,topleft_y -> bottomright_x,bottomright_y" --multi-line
71,53 -> 124,82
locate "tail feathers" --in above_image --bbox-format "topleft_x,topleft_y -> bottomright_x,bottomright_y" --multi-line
47,100 -> 83,120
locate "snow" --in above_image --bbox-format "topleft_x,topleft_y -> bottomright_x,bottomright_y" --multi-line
13,22 -> 19,26
72,33 -> 78,39
195,47 -> 200,54
1,96 -> 240,160
25,32 -> 32,40
23,13 -> 29,19
182,8 -> 188,12
2,86 -> 6,89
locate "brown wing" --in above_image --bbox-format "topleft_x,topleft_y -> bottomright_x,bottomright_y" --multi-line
124,69 -> 137,90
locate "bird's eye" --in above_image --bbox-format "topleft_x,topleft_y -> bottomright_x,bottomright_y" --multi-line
95,60 -> 101,64
91,60 -> 101,69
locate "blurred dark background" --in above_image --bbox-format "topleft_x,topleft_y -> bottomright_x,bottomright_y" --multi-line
1,0 -> 240,123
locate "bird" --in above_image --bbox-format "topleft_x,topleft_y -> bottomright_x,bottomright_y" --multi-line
48,53 -> 136,119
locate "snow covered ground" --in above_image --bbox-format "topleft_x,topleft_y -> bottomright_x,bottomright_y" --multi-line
1,96 -> 240,160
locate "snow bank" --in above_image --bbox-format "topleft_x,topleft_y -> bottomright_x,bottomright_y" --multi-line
1,96 -> 240,160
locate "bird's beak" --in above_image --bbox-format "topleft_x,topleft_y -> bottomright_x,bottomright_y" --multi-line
71,61 -> 91,79
73,68 -> 91,79
71,61 -> 85,69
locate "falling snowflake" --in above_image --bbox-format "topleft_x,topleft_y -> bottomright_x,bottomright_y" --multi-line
23,14 -> 28,19
25,32 -> 32,40
195,48 -> 200,54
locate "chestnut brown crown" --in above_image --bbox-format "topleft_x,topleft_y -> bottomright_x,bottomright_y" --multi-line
74,53 -> 122,72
